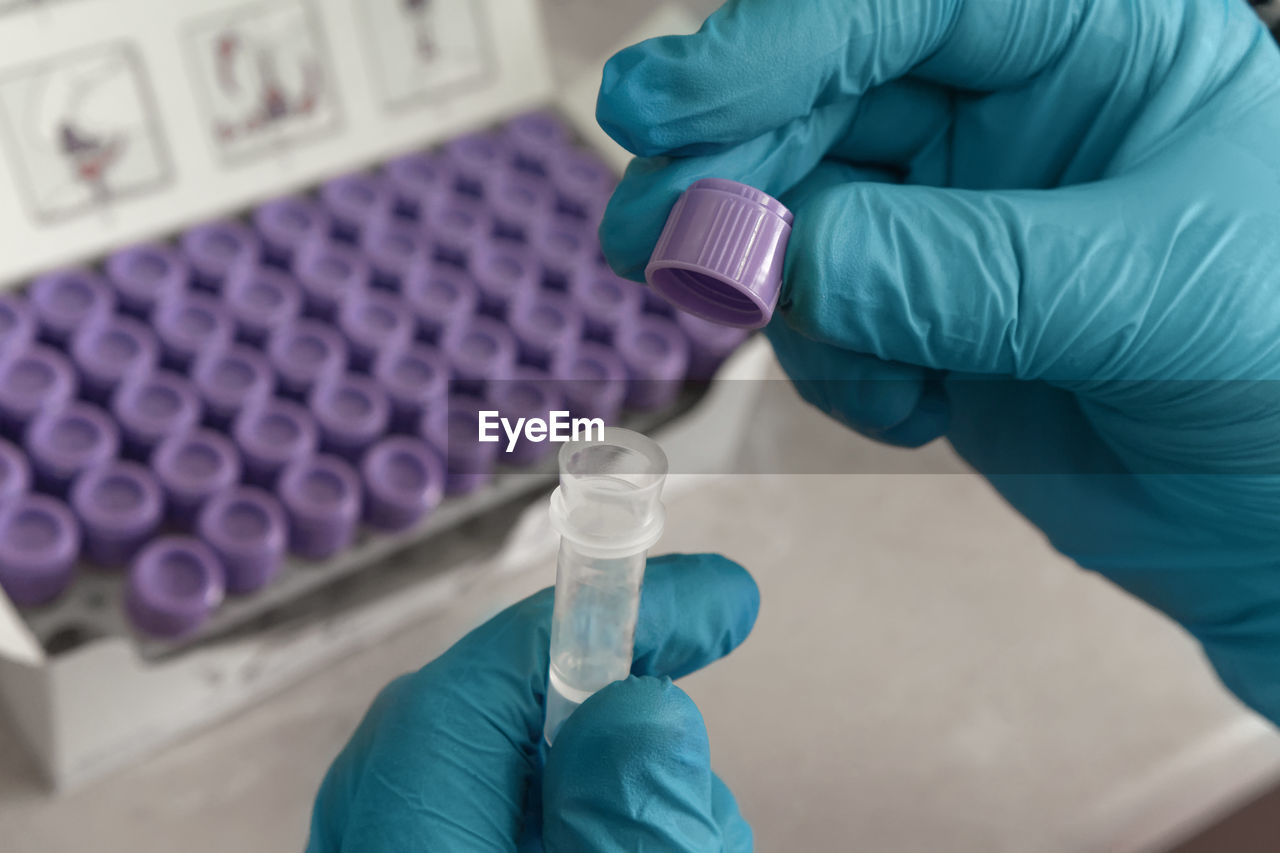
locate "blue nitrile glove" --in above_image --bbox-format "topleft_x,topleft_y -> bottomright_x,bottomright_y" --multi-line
307,553 -> 757,852
596,1 -> 1280,722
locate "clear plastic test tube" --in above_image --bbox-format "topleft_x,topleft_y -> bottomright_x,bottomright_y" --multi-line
543,427 -> 668,746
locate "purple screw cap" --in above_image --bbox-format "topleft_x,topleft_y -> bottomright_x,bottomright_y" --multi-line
266,319 -> 348,400
558,342 -> 629,425
277,454 -> 361,559
24,403 -> 120,496
360,216 -> 431,291
533,216 -> 596,291
504,110 -> 571,176
112,371 -> 202,461
645,178 -> 793,330
252,196 -> 331,267
360,435 -> 443,531
0,494 -> 80,606
615,315 -> 692,411
0,296 -> 36,365
152,428 -> 241,525
0,345 -> 77,438
180,220 -> 261,292
444,132 -> 507,198
0,438 -> 30,508
152,291 -> 235,373
424,195 -> 493,268
509,291 -> 583,375
471,245 -> 540,319
223,266 -> 303,347
441,315 -> 517,394
402,262 -> 479,345
485,368 -> 565,467
336,290 -> 415,372
104,243 -> 189,317
197,486 -> 287,595
373,344 -> 449,434
571,263 -> 644,345
70,315 -> 159,404
192,344 -> 274,430
232,398 -> 318,487
384,152 -> 452,220
319,173 -> 395,242
676,311 -> 751,380
549,147 -> 616,220
489,171 -> 554,243
70,461 -> 163,567
125,537 -> 224,638
309,372 -> 391,460
293,238 -> 371,321
29,268 -> 115,347
430,396 -> 498,495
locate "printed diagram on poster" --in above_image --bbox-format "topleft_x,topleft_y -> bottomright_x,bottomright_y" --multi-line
359,0 -> 494,109
186,0 -> 339,162
0,45 -> 171,223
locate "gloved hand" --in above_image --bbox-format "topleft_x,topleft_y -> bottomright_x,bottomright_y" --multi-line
597,0 -> 1280,722
307,553 -> 758,852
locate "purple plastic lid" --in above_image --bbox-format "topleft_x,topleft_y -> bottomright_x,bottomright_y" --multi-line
373,344 -> 449,433
432,396 -> 499,495
645,178 -> 793,330
615,314 -> 692,411
360,216 -> 431,290
104,243 -> 189,317
319,173 -> 395,241
25,402 -> 120,494
180,221 -> 261,291
485,367 -> 565,467
251,196 -> 331,266
549,147 -> 617,219
29,268 -> 115,346
471,244 -> 540,319
0,494 -> 80,606
676,310 -> 751,380
197,486 -> 287,595
383,152 -> 452,219
0,296 -> 36,365
192,344 -> 275,426
223,266 -> 303,346
336,290 -> 416,371
504,111 -> 571,175
293,238 -> 371,320
532,216 -> 597,290
111,371 -> 202,459
267,319 -> 348,399
276,454 -> 361,559
70,314 -> 159,403
424,195 -> 493,268
489,171 -> 554,242
126,536 -> 225,638
309,372 -> 391,460
0,345 -> 78,434
70,460 -> 163,568
441,315 -> 517,390
360,435 -> 444,531
558,341 -> 629,425
571,262 -> 644,344
152,291 -> 235,372
508,291 -> 583,375
232,397 -> 318,486
444,132 -> 507,197
0,438 -> 30,507
402,262 -> 479,344
152,428 -> 241,523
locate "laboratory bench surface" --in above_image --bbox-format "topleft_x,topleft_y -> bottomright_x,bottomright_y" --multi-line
3,2 -> 1280,850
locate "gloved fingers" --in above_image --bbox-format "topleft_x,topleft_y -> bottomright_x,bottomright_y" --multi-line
765,320 -> 948,447
543,676 -> 750,853
596,0 -> 1091,158
599,83 -> 948,281
711,773 -> 755,853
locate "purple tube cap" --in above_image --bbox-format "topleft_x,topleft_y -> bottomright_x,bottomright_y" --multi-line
267,319 -> 348,397
29,267 -> 115,342
294,239 -> 371,317
197,486 -> 287,595
558,341 -> 629,424
403,263 -> 478,337
233,397 -> 318,479
180,221 -> 261,287
252,196 -> 331,262
224,266 -> 303,342
112,371 -> 203,454
384,152 -> 452,216
0,438 -> 31,506
616,314 -> 691,383
126,536 -> 224,638
360,436 -> 444,531
152,428 -> 241,509
320,173 -> 395,234
374,344 -> 449,413
337,290 -> 416,363
105,243 -> 189,315
25,402 -> 120,485
71,314 -> 159,395
645,178 -> 793,330
70,460 -> 164,566
0,345 -> 77,425
0,494 -> 80,606
192,344 -> 275,419
309,372 -> 391,455
152,291 -> 235,368
0,296 -> 36,363
442,315 -> 518,385
277,454 -> 361,559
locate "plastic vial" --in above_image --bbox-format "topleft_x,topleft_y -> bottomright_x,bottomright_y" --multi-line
543,427 -> 668,746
